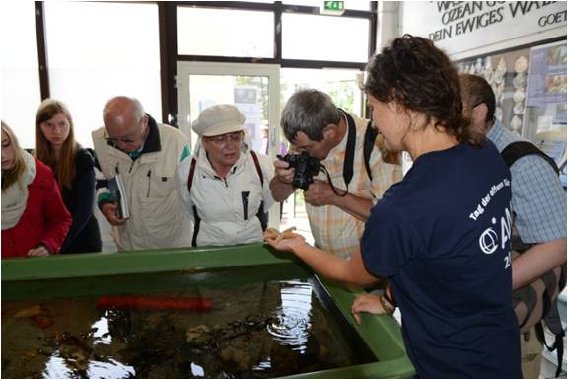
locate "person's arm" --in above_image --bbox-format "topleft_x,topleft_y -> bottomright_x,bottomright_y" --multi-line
37,171 -> 72,255
512,238 -> 567,290
264,233 -> 378,288
93,154 -> 125,226
303,180 -> 373,221
509,155 -> 567,289
269,159 -> 296,202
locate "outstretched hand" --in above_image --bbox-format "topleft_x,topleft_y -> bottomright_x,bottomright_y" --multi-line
263,227 -> 307,253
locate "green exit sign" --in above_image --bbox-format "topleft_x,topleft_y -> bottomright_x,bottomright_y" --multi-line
322,1 -> 345,15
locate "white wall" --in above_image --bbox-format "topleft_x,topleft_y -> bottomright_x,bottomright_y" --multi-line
398,1 -> 566,60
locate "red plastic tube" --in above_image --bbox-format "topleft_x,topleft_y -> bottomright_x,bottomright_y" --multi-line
97,295 -> 213,312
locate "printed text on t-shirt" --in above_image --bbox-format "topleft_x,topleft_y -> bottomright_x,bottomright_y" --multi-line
468,178 -> 510,221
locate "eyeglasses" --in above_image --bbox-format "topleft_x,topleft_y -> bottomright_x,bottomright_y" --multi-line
105,135 -> 137,145
205,131 -> 244,146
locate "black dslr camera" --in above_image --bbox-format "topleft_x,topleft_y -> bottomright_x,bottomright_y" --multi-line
277,151 -> 321,190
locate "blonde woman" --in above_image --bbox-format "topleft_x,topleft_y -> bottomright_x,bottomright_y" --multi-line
35,99 -> 101,253
2,121 -> 71,258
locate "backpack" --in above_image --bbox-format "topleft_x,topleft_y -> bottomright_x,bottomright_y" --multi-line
186,150 -> 268,247
502,140 -> 566,377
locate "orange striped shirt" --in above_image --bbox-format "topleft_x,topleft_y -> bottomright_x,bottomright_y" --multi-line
306,114 -> 402,258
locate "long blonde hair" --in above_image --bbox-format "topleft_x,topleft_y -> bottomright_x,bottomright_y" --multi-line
1,121 -> 27,190
35,99 -> 79,189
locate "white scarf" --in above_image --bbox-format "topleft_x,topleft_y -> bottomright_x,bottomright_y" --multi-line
2,151 -> 36,230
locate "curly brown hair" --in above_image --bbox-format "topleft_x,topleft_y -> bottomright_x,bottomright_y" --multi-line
364,35 -> 483,146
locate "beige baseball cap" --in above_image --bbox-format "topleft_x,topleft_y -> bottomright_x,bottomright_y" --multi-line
192,105 -> 246,137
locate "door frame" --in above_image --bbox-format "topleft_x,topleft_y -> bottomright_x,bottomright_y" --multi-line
177,61 -> 280,153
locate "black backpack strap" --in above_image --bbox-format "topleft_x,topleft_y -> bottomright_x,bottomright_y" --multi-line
186,158 -> 199,246
250,150 -> 268,231
364,120 -> 378,180
191,205 -> 200,247
187,157 -> 197,193
501,141 -> 559,175
339,110 -> 357,190
250,150 -> 263,186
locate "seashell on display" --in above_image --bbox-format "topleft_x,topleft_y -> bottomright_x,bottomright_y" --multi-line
510,115 -> 523,132
514,102 -> 525,115
494,81 -> 505,103
515,56 -> 528,73
497,57 -> 507,71
513,74 -> 526,89
513,89 -> 526,103
484,69 -> 494,84
495,107 -> 503,121
475,57 -> 484,74
494,70 -> 504,84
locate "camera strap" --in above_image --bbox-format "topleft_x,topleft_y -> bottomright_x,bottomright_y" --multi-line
340,109 -> 357,191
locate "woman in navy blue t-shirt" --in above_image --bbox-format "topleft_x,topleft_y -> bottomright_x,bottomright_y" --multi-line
265,35 -> 521,378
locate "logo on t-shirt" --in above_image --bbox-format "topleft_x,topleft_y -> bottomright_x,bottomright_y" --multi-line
468,178 -> 512,268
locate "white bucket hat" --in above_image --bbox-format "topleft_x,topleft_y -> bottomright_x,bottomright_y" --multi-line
192,105 -> 246,137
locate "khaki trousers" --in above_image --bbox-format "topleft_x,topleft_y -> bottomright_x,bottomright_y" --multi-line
521,327 -> 543,379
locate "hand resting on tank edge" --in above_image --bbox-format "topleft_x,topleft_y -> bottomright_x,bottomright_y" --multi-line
263,227 -> 307,253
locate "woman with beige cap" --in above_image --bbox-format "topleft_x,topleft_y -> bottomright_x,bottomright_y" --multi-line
177,104 -> 274,247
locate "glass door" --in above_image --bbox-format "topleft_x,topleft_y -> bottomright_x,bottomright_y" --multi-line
177,62 -> 281,227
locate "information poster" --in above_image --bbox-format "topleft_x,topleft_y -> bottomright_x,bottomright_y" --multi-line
526,41 -> 567,127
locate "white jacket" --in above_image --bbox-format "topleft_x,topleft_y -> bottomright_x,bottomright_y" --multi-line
93,119 -> 192,251
177,141 -> 274,247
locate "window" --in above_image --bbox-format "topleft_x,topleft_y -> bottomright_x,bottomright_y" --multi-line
281,68 -> 364,115
283,1 -> 371,11
1,1 -> 41,149
282,13 -> 369,62
44,2 -> 161,148
177,7 -> 274,58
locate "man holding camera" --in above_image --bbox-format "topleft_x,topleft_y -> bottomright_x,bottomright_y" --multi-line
270,89 -> 402,258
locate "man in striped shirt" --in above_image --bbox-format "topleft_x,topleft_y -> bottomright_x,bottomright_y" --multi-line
460,74 -> 567,379
270,89 -> 401,258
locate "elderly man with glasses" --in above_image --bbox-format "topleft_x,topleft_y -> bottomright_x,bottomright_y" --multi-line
92,96 -> 192,251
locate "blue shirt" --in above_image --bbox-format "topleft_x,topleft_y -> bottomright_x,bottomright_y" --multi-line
487,120 -> 566,243
361,142 -> 522,378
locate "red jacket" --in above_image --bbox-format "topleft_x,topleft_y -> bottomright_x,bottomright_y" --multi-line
2,159 -> 71,258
